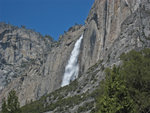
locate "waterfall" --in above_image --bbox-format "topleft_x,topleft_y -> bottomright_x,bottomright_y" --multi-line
61,35 -> 83,87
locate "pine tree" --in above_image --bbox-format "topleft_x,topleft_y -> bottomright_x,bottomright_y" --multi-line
96,49 -> 150,113
97,66 -> 134,113
1,90 -> 21,113
120,49 -> 150,112
2,98 -> 8,113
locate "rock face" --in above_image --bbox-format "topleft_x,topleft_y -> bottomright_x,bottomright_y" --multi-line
0,23 -> 84,106
0,23 -> 52,89
39,0 -> 150,112
79,0 -> 143,73
1,0 -> 150,111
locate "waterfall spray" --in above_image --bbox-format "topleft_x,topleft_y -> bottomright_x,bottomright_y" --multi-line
61,35 -> 83,87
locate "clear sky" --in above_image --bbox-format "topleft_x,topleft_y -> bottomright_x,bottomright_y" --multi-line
0,0 -> 94,40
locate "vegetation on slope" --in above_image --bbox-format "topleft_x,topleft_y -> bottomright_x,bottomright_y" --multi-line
2,90 -> 21,113
20,80 -> 90,113
96,48 -> 150,113
1,48 -> 150,113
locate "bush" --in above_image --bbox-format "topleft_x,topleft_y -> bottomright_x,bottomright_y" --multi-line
2,90 -> 21,113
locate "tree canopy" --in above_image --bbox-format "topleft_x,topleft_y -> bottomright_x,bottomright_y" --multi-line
97,48 -> 150,113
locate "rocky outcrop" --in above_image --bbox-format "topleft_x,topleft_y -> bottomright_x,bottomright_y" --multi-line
0,23 -> 53,105
79,0 -> 143,74
1,0 -> 150,112
0,23 -> 84,106
0,23 -> 52,92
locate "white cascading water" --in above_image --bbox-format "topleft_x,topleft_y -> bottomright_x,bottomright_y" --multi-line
61,35 -> 83,87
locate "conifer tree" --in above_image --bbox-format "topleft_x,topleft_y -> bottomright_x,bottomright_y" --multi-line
97,66 -> 134,113
2,98 -> 8,113
1,90 -> 21,113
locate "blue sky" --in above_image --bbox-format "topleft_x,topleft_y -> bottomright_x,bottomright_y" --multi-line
0,0 -> 94,40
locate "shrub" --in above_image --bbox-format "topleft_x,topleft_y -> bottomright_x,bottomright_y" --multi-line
2,90 -> 21,113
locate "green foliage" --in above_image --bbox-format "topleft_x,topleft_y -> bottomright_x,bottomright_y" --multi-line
77,101 -> 94,112
2,98 -> 8,113
18,48 -> 150,113
120,49 -> 150,112
96,48 -> 150,113
21,93 -> 89,113
87,60 -> 103,73
20,80 -> 87,113
2,90 -> 21,113
97,66 -> 134,113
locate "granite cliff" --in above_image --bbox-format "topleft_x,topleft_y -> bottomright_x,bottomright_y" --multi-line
0,0 -> 150,112
0,23 -> 84,106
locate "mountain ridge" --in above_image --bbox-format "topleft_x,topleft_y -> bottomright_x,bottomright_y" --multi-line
0,0 -> 150,112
